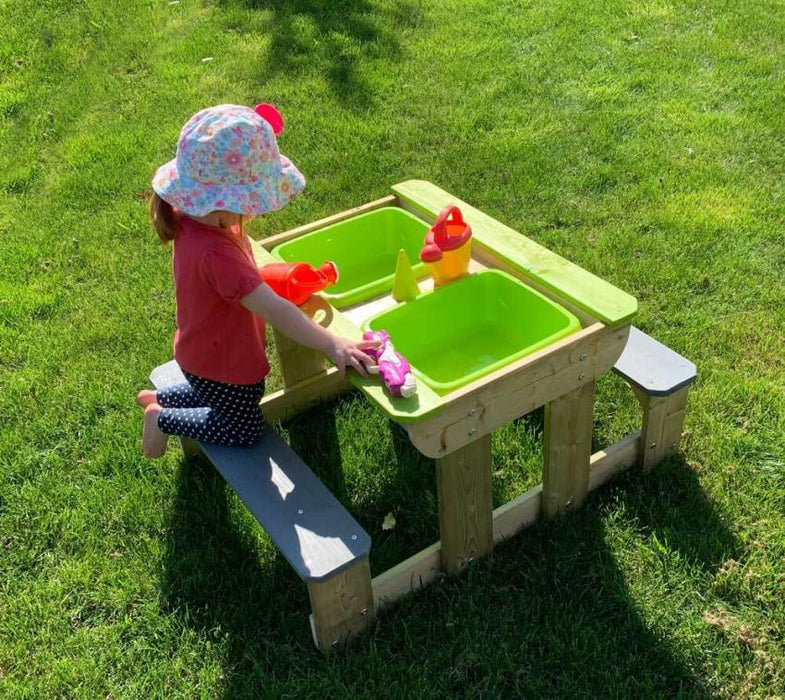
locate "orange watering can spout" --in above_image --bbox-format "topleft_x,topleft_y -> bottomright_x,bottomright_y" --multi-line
260,261 -> 339,306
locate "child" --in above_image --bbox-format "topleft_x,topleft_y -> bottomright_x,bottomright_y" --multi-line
137,104 -> 377,458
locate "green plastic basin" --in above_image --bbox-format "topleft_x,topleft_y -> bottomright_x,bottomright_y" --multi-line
365,270 -> 581,394
271,207 -> 429,308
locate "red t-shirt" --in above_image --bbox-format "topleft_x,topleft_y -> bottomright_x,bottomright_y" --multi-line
172,216 -> 269,385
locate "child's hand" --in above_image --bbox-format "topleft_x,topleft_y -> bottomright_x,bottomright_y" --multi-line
328,336 -> 380,378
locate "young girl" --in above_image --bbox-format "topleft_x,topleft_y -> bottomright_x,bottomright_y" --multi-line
137,103 -> 377,458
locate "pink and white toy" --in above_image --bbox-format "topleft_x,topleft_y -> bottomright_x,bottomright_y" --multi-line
362,330 -> 417,398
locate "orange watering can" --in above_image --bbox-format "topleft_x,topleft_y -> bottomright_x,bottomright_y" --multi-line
260,261 -> 339,306
419,205 -> 472,286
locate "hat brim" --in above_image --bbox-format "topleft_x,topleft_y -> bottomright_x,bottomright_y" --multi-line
152,153 -> 306,217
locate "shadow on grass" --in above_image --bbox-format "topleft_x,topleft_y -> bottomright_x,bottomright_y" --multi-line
160,432 -> 737,695
225,0 -> 425,109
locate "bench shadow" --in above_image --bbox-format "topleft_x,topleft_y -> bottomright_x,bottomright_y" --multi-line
281,403 -> 347,502
362,453 -> 736,695
159,456 -> 319,678
160,422 -> 736,695
224,0 -> 424,109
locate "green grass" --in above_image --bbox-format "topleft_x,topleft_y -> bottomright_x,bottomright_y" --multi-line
1,0 -> 784,695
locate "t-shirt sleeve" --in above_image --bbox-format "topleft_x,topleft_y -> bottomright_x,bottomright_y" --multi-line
200,241 -> 263,303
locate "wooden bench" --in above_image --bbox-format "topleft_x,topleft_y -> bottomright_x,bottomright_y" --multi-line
612,327 -> 697,471
149,361 -> 375,651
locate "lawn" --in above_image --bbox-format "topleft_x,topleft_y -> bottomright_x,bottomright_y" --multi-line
1,0 -> 784,696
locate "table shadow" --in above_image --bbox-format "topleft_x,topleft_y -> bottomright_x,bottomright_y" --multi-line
159,438 -> 736,696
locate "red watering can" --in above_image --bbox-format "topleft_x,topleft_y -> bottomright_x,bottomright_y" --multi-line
260,261 -> 339,306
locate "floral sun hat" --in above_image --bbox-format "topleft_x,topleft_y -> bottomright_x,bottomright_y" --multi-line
152,103 -> 305,217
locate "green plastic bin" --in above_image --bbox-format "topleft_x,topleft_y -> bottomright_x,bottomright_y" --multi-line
271,207 -> 429,308
365,270 -> 581,394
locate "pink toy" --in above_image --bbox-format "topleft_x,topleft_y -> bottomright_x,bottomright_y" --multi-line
362,330 -> 417,398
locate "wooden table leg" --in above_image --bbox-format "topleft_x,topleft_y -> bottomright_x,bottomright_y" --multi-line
274,327 -> 326,389
436,433 -> 494,575
542,380 -> 595,518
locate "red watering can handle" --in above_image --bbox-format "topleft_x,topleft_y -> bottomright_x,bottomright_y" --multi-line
431,205 -> 465,243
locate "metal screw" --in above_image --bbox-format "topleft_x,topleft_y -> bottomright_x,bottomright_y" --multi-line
579,353 -> 587,361
298,509 -> 303,515
579,372 -> 586,380
469,428 -> 477,436
361,608 -> 368,616
351,534 -> 357,540
650,442 -> 657,449
565,499 -> 574,511
467,408 -> 476,416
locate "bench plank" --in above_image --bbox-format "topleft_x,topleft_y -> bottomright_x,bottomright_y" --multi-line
613,327 -> 697,396
150,361 -> 371,583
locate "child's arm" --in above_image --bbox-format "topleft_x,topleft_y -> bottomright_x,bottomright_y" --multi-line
240,283 -> 377,377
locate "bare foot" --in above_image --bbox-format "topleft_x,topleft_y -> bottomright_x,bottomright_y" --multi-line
136,389 -> 158,409
142,404 -> 168,458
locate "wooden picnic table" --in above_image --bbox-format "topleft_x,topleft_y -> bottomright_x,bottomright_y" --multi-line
251,180 -> 638,597
153,180 -> 698,649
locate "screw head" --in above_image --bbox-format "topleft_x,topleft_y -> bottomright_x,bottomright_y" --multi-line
469,428 -> 477,436
351,534 -> 357,540
580,353 -> 587,361
298,509 -> 303,515
579,372 -> 587,380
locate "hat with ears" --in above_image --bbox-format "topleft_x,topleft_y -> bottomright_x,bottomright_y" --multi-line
152,103 -> 305,217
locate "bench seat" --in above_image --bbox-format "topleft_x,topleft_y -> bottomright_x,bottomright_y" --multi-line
150,360 -> 370,584
613,326 -> 697,396
611,327 -> 697,470
150,361 -> 376,650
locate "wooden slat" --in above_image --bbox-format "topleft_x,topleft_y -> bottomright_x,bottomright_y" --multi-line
259,195 -> 398,250
392,180 -> 637,327
436,434 -> 494,574
542,380 -> 596,518
260,368 -> 349,424
371,542 -> 442,607
492,484 -> 542,543
588,431 -> 641,489
406,323 -> 629,457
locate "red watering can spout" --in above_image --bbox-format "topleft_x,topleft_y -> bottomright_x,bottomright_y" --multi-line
259,261 -> 339,306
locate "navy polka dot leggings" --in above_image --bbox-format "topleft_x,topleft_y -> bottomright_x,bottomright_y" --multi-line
157,371 -> 266,447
